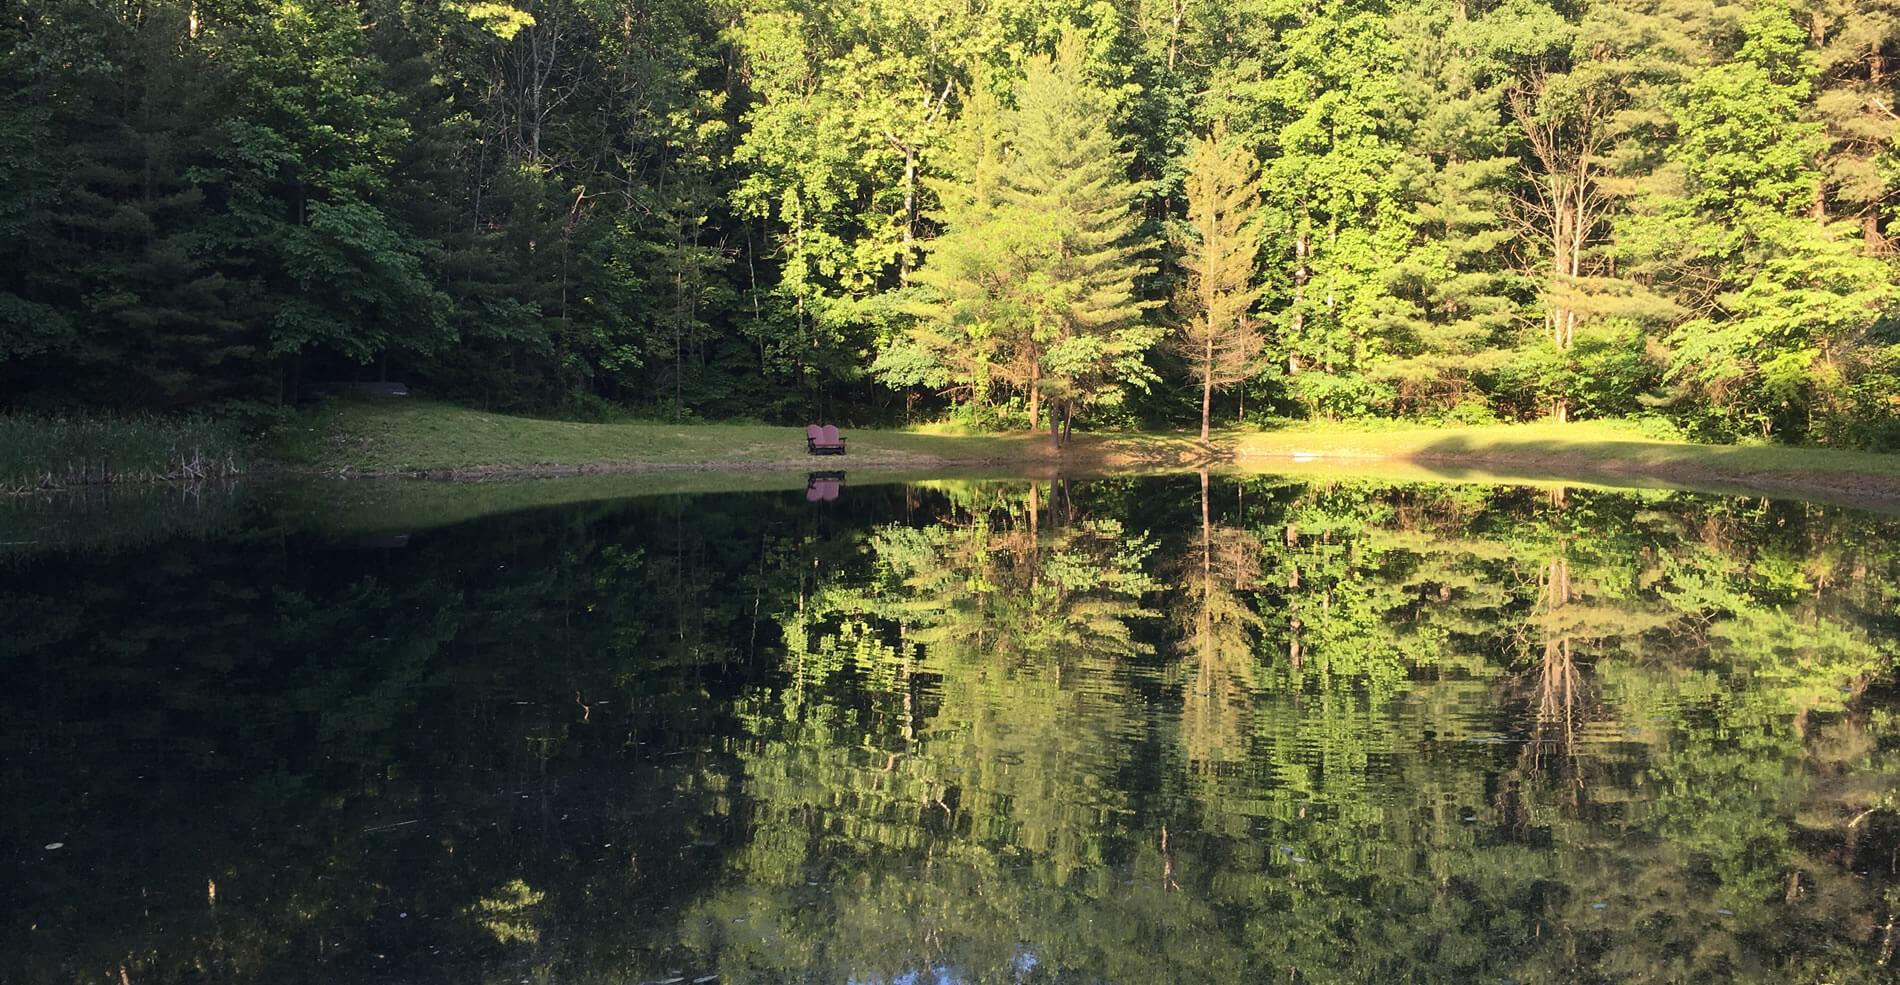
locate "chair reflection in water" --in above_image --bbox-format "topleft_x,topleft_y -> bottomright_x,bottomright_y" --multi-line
806,471 -> 844,502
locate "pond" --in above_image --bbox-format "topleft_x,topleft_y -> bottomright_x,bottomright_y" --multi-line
6,472 -> 1900,983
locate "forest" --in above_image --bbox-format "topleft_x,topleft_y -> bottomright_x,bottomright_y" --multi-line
4,0 -> 1900,446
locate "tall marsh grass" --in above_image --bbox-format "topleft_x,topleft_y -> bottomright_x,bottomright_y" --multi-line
0,413 -> 248,492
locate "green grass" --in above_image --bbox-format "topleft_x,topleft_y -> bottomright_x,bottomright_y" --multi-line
1228,419 -> 1900,474
278,397 -> 1071,473
16,400 -> 1900,551
1,412 -> 248,492
266,397 -> 1900,507
1222,420 -> 1900,505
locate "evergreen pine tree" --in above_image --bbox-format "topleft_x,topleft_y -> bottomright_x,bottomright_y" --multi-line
50,1 -> 258,407
1809,0 -> 1900,250
0,1 -> 72,378
1175,122 -> 1264,442
1006,33 -> 1160,447
1378,3 -> 1530,418
888,78 -> 1031,420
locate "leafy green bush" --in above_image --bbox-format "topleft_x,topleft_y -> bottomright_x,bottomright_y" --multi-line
1807,344 -> 1900,451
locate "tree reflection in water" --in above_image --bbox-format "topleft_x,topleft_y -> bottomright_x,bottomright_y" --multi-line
5,475 -> 1900,983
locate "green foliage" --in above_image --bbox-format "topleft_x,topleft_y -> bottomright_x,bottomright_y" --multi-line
1001,33 -> 1163,440
893,36 -> 1159,441
1615,0 -> 1899,441
3,0 -> 1900,445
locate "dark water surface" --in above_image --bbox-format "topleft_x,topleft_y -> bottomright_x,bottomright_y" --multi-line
7,474 -> 1900,983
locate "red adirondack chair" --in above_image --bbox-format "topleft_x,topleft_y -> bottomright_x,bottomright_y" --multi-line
806,424 -> 847,455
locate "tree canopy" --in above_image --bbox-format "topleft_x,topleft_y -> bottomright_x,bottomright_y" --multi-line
4,0 -> 1900,445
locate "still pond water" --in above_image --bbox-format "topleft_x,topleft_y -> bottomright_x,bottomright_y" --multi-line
7,473 -> 1900,984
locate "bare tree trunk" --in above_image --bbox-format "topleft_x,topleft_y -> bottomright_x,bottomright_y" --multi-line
674,252 -> 684,420
1511,79 -> 1613,426
1201,325 -> 1215,443
1029,364 -> 1040,432
1288,230 -> 1309,375
1168,0 -> 1186,71
900,147 -> 916,285
1548,190 -> 1578,422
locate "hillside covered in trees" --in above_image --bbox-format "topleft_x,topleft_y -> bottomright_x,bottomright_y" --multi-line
4,0 -> 1900,446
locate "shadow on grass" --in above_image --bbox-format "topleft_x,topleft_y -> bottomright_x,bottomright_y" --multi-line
1397,434 -> 1900,511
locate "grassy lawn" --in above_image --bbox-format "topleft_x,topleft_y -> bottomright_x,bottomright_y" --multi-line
8,396 -> 1898,508
1229,419 -> 1900,476
264,397 -> 1900,505
279,397 -> 1071,473
1218,420 -> 1900,506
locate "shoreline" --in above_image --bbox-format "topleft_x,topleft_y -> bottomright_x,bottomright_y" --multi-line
16,445 -> 1900,514
13,398 -> 1900,509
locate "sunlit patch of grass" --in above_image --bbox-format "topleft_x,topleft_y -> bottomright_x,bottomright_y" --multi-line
1,412 -> 248,492
1220,419 -> 1900,508
1229,419 -> 1900,476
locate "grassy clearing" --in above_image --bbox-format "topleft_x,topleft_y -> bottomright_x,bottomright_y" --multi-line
1,412 -> 248,492
279,397 -> 1074,473
1213,420 -> 1900,509
271,397 -> 1900,505
1228,420 -> 1900,478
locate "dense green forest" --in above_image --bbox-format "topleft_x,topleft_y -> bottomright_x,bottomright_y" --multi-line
4,0 -> 1900,444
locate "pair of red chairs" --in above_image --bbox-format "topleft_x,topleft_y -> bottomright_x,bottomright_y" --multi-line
805,424 -> 846,455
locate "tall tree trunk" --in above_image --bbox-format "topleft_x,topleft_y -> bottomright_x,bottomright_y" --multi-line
1029,363 -> 1040,432
1548,186 -> 1579,422
900,147 -> 916,286
1201,320 -> 1215,443
1288,229 -> 1309,375
1168,0 -> 1186,71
